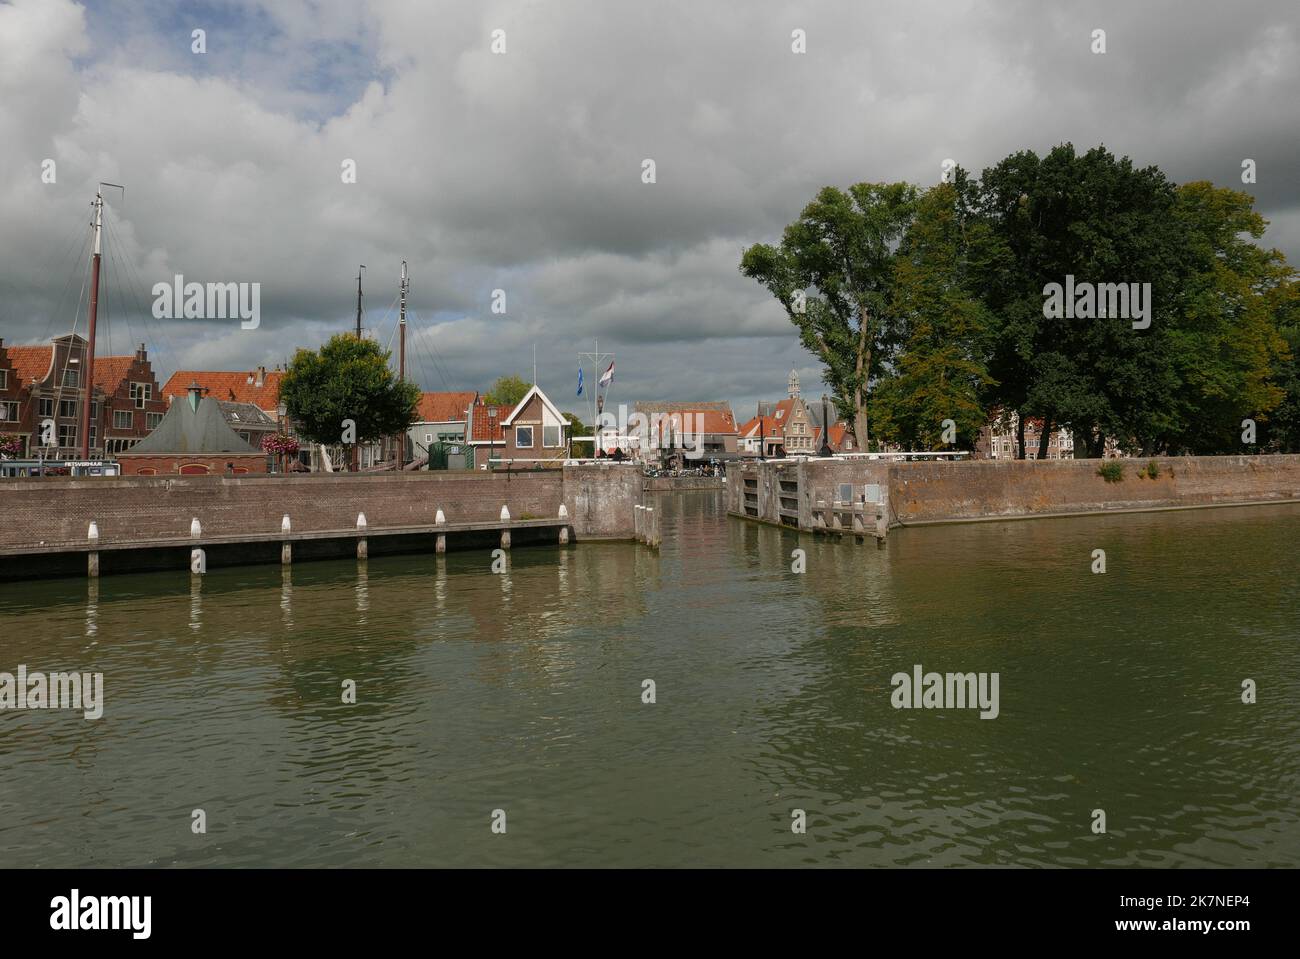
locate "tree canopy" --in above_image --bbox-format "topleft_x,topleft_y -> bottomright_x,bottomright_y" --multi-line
483,374 -> 530,409
742,144 -> 1298,456
279,333 -> 421,447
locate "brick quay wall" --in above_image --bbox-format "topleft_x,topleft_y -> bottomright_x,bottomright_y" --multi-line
0,465 -> 643,578
728,455 -> 1300,530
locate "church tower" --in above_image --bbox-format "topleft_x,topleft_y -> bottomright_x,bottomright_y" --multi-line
787,369 -> 800,399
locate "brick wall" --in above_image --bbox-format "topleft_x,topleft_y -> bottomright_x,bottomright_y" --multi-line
728,455 -> 1300,528
118,454 -> 268,475
888,454 -> 1300,524
0,465 -> 639,552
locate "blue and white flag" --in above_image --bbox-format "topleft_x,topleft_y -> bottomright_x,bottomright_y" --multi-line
576,368 -> 584,396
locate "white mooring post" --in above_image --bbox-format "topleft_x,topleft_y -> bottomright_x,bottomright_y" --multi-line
558,503 -> 569,545
190,517 -> 202,538
500,505 -> 511,550
87,521 -> 100,578
435,508 -> 447,554
281,514 -> 292,565
356,512 -> 368,559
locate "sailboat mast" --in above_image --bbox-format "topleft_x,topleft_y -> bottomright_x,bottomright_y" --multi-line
397,260 -> 407,470
80,189 -> 104,459
399,261 -> 407,382
355,265 -> 365,338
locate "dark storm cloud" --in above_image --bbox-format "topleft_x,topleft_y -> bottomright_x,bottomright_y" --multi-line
1,0 -> 1296,411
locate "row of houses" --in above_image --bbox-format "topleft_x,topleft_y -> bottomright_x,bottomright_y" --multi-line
1,335 -> 1112,475
609,372 -> 860,466
0,333 -> 585,474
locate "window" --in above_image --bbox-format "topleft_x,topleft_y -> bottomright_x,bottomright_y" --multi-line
146,412 -> 164,430
0,370 -> 6,389
515,425 -> 533,448
58,424 -> 77,448
130,382 -> 152,409
59,399 -> 78,419
775,409 -> 784,419
0,401 -> 17,421
62,368 -> 80,387
113,410 -> 133,429
38,397 -> 53,417
543,424 -> 561,448
425,433 -> 433,443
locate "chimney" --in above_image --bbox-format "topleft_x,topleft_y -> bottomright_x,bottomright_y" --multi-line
187,381 -> 203,413
255,366 -> 266,388
135,342 -> 146,362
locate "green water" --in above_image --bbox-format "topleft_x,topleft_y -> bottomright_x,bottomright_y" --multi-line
0,493 -> 1296,867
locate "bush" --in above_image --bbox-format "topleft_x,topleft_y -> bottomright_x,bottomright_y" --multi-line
1097,461 -> 1125,483
1144,460 -> 1160,479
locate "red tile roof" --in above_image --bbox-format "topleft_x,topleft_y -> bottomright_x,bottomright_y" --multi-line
469,398 -> 505,443
812,422 -> 853,451
161,370 -> 283,410
738,415 -> 784,439
415,391 -> 477,424
654,408 -> 738,438
92,356 -> 135,391
3,346 -> 138,391
4,346 -> 54,385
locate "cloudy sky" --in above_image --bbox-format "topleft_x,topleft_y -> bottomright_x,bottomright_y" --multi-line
1,0 -> 1297,421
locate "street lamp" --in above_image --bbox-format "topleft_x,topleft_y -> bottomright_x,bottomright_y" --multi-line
819,394 -> 833,457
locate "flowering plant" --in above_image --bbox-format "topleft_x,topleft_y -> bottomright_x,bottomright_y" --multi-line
261,432 -> 300,456
0,433 -> 22,456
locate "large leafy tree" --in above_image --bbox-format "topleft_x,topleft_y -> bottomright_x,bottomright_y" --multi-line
873,180 -> 995,450
974,144 -> 1187,457
1162,182 -> 1292,453
741,182 -> 918,449
280,334 -> 421,450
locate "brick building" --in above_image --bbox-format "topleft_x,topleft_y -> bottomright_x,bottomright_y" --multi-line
469,384 -> 570,469
0,335 -> 166,457
116,383 -> 267,475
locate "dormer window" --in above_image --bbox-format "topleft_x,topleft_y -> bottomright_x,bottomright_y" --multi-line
775,410 -> 784,419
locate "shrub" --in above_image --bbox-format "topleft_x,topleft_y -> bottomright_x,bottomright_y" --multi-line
1097,461 -> 1125,483
1144,460 -> 1160,479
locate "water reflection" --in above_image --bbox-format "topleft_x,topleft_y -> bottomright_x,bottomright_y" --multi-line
85,580 -> 98,641
0,495 -> 1295,868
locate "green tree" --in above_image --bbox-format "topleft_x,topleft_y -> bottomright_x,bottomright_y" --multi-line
975,144 -> 1187,457
741,182 -> 919,449
483,374 -> 530,409
279,334 -> 421,453
1162,182 -> 1292,453
873,181 -> 994,450
565,412 -> 593,457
